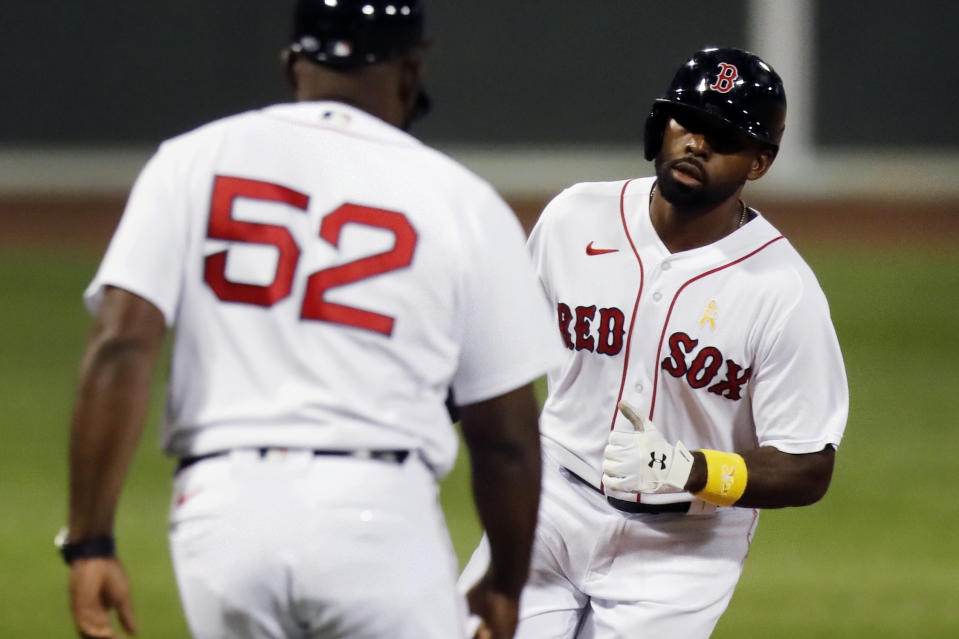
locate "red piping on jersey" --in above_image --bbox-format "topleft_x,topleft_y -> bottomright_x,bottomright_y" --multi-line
610,179 -> 644,433
647,235 -> 786,420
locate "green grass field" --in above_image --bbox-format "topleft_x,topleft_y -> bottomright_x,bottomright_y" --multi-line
2,243 -> 957,637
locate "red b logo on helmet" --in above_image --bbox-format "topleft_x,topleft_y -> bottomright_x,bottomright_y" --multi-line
709,62 -> 739,93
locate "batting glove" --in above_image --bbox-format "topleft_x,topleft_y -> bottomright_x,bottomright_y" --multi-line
602,401 -> 694,497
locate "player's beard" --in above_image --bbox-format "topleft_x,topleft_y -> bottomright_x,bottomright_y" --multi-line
654,156 -> 742,212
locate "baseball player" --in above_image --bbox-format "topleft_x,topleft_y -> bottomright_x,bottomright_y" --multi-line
460,46 -> 849,637
58,2 -> 561,638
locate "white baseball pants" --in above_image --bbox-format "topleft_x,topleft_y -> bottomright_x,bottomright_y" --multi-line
168,448 -> 467,639
460,451 -> 759,639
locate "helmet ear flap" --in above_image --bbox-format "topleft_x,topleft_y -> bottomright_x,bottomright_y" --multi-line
643,106 -> 667,161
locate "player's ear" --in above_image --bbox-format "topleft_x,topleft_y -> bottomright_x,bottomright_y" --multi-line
281,48 -> 298,92
396,47 -> 428,127
398,51 -> 424,105
747,148 -> 776,181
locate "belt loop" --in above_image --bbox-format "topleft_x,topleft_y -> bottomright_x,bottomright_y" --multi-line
685,500 -> 718,515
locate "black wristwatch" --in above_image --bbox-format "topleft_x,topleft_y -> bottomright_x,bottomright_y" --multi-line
54,527 -> 116,564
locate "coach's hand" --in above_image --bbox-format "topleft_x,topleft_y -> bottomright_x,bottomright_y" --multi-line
465,574 -> 519,639
69,558 -> 138,638
603,401 -> 694,497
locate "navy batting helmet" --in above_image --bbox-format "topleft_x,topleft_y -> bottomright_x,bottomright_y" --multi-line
644,47 -> 787,160
290,0 -> 425,69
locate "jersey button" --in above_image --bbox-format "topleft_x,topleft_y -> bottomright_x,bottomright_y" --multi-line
661,261 -> 671,271
634,383 -> 644,393
652,292 -> 663,302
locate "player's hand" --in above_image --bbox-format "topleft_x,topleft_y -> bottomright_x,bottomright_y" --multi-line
602,401 -> 694,497
465,575 -> 520,639
69,557 -> 138,638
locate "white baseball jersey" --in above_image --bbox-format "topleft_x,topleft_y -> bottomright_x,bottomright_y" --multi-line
529,176 -> 849,491
85,101 -> 560,476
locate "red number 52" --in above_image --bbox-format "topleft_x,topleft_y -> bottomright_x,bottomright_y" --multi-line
203,175 -> 417,336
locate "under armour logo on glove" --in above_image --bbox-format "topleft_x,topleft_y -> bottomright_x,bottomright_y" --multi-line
602,401 -> 694,497
649,452 -> 667,470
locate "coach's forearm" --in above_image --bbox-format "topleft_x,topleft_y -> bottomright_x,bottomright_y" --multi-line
68,288 -> 165,539
469,437 -> 541,596
460,384 -> 542,597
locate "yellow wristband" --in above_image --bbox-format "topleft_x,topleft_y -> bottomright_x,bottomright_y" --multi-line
693,450 -> 748,506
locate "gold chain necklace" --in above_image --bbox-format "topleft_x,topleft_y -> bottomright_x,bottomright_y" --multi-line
650,181 -> 748,228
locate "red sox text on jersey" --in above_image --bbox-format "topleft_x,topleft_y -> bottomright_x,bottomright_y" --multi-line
555,302 -> 751,401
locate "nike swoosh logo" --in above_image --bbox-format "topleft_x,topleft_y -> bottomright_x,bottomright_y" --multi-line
586,241 -> 619,256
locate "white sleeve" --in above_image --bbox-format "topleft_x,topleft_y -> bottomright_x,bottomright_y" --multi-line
751,277 -> 849,453
450,190 -> 565,405
526,193 -> 560,303
84,144 -> 189,326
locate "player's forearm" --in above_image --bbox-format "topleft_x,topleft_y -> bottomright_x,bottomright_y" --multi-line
68,332 -> 158,536
685,445 -> 835,509
68,289 -> 165,538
